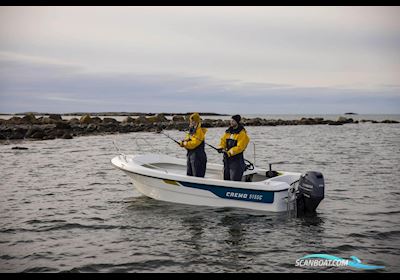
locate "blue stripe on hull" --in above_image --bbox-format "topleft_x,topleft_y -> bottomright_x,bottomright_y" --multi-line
179,181 -> 275,204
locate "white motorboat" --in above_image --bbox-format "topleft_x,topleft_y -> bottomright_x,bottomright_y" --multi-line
111,153 -> 325,214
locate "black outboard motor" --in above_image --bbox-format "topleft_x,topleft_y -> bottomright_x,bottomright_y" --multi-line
296,171 -> 325,216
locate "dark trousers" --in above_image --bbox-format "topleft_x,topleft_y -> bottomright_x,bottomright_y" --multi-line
187,151 -> 207,177
223,157 -> 246,181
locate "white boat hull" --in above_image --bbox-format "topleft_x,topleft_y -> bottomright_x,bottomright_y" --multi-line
124,171 -> 290,212
112,153 -> 302,212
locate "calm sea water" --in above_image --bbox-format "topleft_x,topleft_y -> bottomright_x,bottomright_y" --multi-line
1,122 -> 399,272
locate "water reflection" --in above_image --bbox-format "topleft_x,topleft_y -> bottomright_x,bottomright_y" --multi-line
181,215 -> 205,252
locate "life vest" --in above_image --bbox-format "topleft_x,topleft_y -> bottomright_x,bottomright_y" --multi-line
220,125 -> 250,161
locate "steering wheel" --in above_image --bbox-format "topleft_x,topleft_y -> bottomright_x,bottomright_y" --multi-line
244,159 -> 254,171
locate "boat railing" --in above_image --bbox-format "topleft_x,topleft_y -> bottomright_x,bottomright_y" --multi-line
113,139 -> 128,162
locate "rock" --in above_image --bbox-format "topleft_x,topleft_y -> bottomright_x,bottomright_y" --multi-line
86,124 -> 97,132
298,117 -> 318,125
7,116 -> 23,125
31,130 -> 45,139
328,121 -> 343,126
49,114 -> 62,121
122,116 -> 135,123
43,135 -> 56,140
55,122 -> 71,130
41,117 -> 58,124
25,126 -> 41,138
80,114 -> 92,124
134,115 -> 149,124
172,115 -> 185,122
21,113 -> 39,124
98,123 -> 118,132
245,117 -> 263,126
50,129 -> 66,138
9,127 -> 28,139
147,114 -> 168,123
201,119 -> 214,128
102,117 -> 119,124
68,118 -> 80,125
12,146 -> 28,150
91,117 -> 102,124
61,132 -> 73,139
381,119 -> 399,123
336,116 -> 353,124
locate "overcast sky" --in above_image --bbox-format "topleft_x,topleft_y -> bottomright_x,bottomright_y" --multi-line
0,6 -> 399,114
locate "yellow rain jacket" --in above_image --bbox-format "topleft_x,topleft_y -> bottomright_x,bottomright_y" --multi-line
219,125 -> 250,158
180,124 -> 208,150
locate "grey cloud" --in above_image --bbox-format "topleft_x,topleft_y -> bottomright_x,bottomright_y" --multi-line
0,54 -> 399,114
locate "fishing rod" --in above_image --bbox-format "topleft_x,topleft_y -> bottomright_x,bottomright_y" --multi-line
180,129 -> 223,152
157,128 -> 219,151
157,130 -> 181,145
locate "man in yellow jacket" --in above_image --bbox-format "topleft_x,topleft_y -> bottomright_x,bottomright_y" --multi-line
217,115 -> 250,181
179,113 -> 208,177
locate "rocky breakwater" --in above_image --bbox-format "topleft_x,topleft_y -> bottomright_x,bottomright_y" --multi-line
0,113 -> 398,143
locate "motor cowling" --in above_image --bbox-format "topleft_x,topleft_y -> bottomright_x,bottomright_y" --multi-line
296,171 -> 324,216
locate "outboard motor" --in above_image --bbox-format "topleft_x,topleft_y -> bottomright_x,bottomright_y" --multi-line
296,171 -> 325,216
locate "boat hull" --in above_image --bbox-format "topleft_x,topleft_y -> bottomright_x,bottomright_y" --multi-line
120,169 -> 289,212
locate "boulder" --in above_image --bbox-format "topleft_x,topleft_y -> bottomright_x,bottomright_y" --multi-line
134,115 -> 149,124
298,117 -> 317,125
30,130 -> 45,139
25,126 -> 41,138
9,127 -> 27,139
381,119 -> 399,124
7,116 -> 22,125
102,117 -> 119,124
11,146 -> 28,150
86,124 -> 97,132
48,114 -> 62,121
50,129 -> 66,138
122,116 -> 135,123
61,132 -> 73,139
91,117 -> 102,124
172,115 -> 185,122
68,118 -> 80,125
41,117 -> 58,124
80,114 -> 92,124
336,116 -> 353,124
55,122 -> 72,130
147,114 -> 168,123
43,134 -> 56,140
21,113 -> 39,124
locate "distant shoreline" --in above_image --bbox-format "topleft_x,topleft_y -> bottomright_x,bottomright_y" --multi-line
0,112 -> 229,117
1,112 -> 399,144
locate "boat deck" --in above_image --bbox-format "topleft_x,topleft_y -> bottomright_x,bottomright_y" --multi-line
144,162 -> 270,182
146,162 -> 224,179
